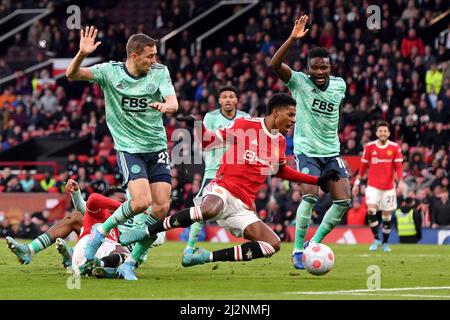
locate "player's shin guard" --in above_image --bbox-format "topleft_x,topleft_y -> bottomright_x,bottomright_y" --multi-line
101,200 -> 136,234
382,214 -> 392,244
212,241 -> 276,262
146,206 -> 201,235
367,209 -> 380,240
29,232 -> 53,255
294,195 -> 318,252
312,199 -> 351,243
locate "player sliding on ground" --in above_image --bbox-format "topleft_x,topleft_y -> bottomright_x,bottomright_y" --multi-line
66,26 -> 178,280
119,93 -> 340,268
6,179 -> 164,273
270,15 -> 351,269
182,85 -> 249,263
352,121 -> 404,252
6,179 -> 89,268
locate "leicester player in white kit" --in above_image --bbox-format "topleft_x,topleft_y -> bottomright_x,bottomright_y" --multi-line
352,121 -> 404,252
270,15 -> 351,269
66,26 -> 178,280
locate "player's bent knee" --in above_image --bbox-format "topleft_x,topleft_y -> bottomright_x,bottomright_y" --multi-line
271,240 -> 281,252
131,196 -> 152,213
152,202 -> 170,216
199,199 -> 222,220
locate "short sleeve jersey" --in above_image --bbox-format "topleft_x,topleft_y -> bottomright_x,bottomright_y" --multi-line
202,109 -> 250,179
286,71 -> 346,157
89,62 -> 176,153
361,140 -> 403,190
212,117 -> 286,208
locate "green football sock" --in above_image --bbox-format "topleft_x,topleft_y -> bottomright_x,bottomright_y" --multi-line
186,222 -> 205,249
294,195 -> 318,252
127,235 -> 156,264
29,232 -> 53,255
127,215 -> 159,264
101,200 -> 135,234
312,200 -> 351,243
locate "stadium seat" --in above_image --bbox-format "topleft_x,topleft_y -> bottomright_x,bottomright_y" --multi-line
0,185 -> 5,192
33,173 -> 46,181
104,174 -> 116,185
108,155 -> 117,167
78,155 -> 89,164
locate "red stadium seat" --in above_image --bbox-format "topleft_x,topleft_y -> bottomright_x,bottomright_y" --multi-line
0,185 -> 5,192
33,173 -> 46,181
104,174 -> 116,185
78,155 -> 89,164
108,155 -> 117,167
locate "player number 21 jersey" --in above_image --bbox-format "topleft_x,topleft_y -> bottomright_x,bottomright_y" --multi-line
89,61 -> 176,153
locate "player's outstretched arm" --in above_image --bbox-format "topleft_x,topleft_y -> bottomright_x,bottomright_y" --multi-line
66,26 -> 101,81
270,15 -> 309,83
66,179 -> 87,215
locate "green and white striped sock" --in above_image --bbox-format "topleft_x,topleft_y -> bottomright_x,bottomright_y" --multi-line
28,232 -> 53,255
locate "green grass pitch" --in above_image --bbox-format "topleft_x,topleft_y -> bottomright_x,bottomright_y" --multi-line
1,240 -> 449,300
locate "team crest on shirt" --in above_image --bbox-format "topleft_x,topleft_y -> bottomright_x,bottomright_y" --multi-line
301,167 -> 310,174
131,164 -> 141,174
146,83 -> 157,94
333,92 -> 341,101
387,150 -> 393,156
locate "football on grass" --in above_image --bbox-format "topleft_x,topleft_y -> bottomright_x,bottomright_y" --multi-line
302,243 -> 335,276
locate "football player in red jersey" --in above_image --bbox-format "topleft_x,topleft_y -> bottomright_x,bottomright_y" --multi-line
352,121 -> 404,252
119,93 -> 340,267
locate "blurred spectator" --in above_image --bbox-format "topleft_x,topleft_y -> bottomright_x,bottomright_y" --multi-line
346,197 -> 367,226
38,171 -> 55,192
38,89 -> 58,114
85,156 -> 98,176
0,218 -> 14,237
91,171 -> 108,193
394,197 -> 422,243
0,167 -> 13,187
16,213 -> 38,239
6,177 -> 23,192
425,64 -> 443,95
430,188 -> 450,228
55,171 -> 68,193
98,156 -> 114,174
66,153 -> 81,177
19,171 -> 35,192
184,179 -> 200,207
401,28 -> 424,60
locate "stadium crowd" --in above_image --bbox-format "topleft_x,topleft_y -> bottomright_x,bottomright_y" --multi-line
1,0 -> 449,240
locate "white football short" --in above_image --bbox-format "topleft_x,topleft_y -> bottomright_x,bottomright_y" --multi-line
365,185 -> 397,211
195,182 -> 260,238
72,236 -> 130,276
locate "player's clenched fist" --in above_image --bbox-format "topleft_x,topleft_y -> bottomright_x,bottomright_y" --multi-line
65,179 -> 79,193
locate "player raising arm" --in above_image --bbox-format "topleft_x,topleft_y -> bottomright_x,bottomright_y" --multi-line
66,26 -> 178,280
270,15 -> 351,270
119,94 -> 340,267
352,121 -> 404,252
